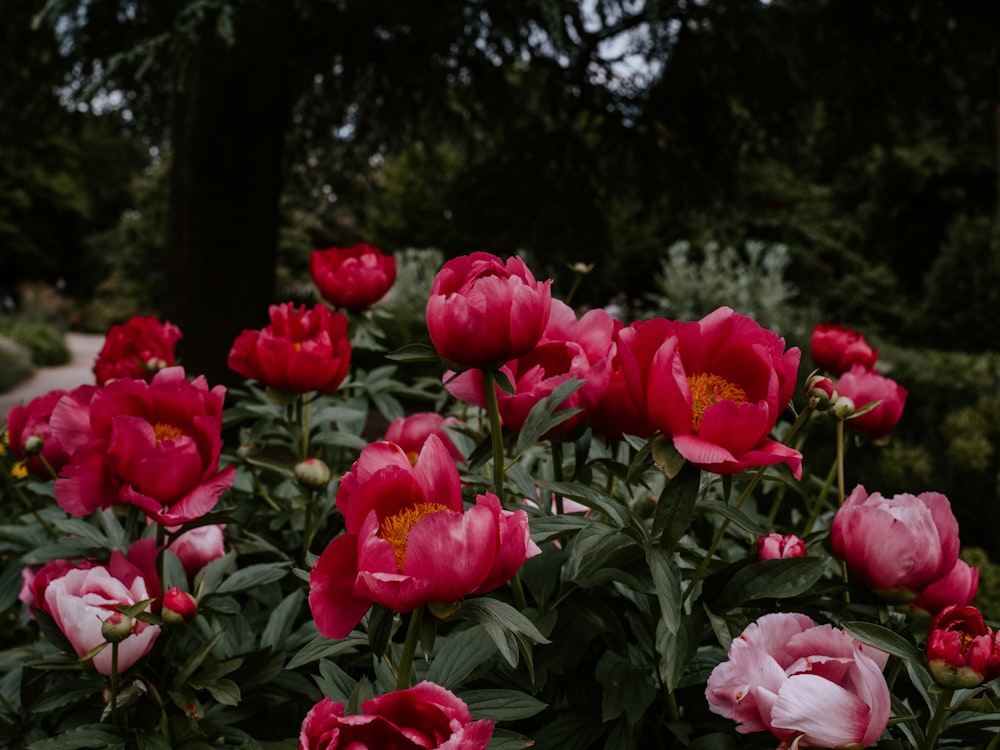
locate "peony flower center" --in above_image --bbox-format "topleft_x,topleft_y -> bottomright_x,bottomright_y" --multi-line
687,373 -> 748,431
153,422 -> 185,444
379,502 -> 452,572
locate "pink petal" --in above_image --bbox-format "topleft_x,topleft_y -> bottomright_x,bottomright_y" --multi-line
309,534 -> 372,639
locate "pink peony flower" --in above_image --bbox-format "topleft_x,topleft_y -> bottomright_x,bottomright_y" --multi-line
49,367 -> 235,526
228,302 -> 351,395
168,524 -> 227,577
756,533 -> 807,561
426,252 -> 552,370
384,412 -> 465,465
909,559 -> 980,616
40,544 -> 161,675
309,436 -> 540,639
831,485 -> 960,603
93,316 -> 182,385
618,307 -> 802,477
706,612 -> 890,748
299,681 -> 493,749
445,299 -> 614,440
810,323 -> 878,376
588,319 -> 657,440
835,364 -> 907,440
310,243 -> 397,311
5,386 -> 95,478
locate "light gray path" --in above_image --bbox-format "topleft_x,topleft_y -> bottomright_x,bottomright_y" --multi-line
0,333 -> 104,417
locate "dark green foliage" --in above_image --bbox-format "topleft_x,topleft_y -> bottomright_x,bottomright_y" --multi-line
0,334 -> 34,392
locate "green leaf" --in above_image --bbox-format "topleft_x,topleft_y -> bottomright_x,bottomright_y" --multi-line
715,557 -> 827,610
426,625 -> 498,688
309,430 -> 369,450
485,728 -> 538,750
315,658 -> 358,703
698,499 -> 768,537
652,461 -> 701,551
461,689 -> 547,721
27,724 -> 126,749
261,589 -> 305,651
172,629 -> 227,691
212,562 -> 290,595
595,651 -> 656,725
134,731 -> 173,750
513,378 -> 585,455
365,604 -> 396,660
51,517 -> 116,551
534,480 -> 636,535
459,598 -> 549,669
385,342 -> 441,363
201,678 -> 241,706
842,621 -> 926,668
647,545 -> 682,635
285,633 -> 368,670
27,676 -> 103,713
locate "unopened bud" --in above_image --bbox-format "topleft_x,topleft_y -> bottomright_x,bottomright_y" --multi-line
805,375 -> 836,411
829,395 -> 856,421
162,587 -> 198,624
22,435 -> 44,456
145,356 -> 168,372
295,458 -> 331,490
237,442 -> 254,460
101,611 -> 134,643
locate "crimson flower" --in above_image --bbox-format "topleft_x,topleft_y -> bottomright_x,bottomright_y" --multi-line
384,412 -> 465,465
94,316 -> 182,385
835,364 -> 907,440
228,302 -> 351,394
426,252 -> 552,369
909,560 -> 979,616
49,367 -> 235,526
445,299 -> 614,440
5,386 -> 95,478
299,681 -> 494,749
309,436 -> 540,639
618,307 -> 802,477
810,323 -> 878,375
756,533 -> 806,561
831,485 -> 959,603
589,320 -> 657,440
310,243 -> 397,311
926,605 -> 1000,688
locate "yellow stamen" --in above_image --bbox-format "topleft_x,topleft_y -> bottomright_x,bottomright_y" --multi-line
687,373 -> 747,431
12,462 -> 28,479
153,422 -> 185,444
379,502 -> 452,571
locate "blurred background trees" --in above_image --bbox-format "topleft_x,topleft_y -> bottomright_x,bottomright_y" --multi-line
4,0 -> 1000,541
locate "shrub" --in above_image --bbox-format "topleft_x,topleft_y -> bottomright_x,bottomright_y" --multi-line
0,334 -> 34,392
0,318 -> 70,367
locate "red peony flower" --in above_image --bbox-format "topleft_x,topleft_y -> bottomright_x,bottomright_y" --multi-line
94,316 -> 182,385
299,681 -> 494,750
810,323 -> 878,376
589,320 -> 657,440
168,524 -> 227,577
926,605 -> 1000,688
49,367 -> 235,526
310,243 -> 397,311
162,587 -> 198,623
5,386 -> 95,478
618,307 -> 802,477
384,412 -> 465,465
706,612 -> 890,748
835,364 -> 907,440
426,252 -> 552,369
228,302 -> 351,394
309,436 -> 540,639
831,485 -> 959,603
445,299 -> 614,440
756,533 -> 807,561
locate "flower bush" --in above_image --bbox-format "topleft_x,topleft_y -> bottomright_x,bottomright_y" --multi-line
1,250 -> 999,750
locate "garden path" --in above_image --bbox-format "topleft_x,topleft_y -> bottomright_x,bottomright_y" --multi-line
0,333 -> 104,416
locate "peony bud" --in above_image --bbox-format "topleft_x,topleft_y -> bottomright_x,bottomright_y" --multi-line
829,395 -> 856,421
926,605 -> 1000,688
295,458 -> 332,490
162,587 -> 198,624
101,611 -> 134,643
22,434 -> 45,456
756,533 -> 807,561
805,375 -> 836,411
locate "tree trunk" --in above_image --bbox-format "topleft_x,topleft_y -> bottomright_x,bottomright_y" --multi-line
163,14 -> 295,390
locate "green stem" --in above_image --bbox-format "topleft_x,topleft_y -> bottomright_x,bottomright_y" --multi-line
801,459 -> 838,536
110,641 -> 120,726
300,394 -> 312,461
396,607 -> 424,690
482,370 -> 507,507
303,496 -> 316,560
155,523 -> 167,597
510,572 -> 528,610
836,419 -> 846,505
922,686 -> 954,750
551,442 -> 564,514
